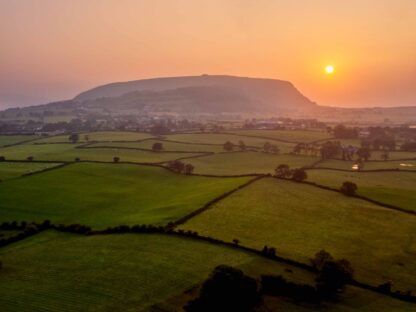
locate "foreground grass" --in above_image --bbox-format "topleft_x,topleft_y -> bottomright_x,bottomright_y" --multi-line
0,163 -> 251,229
306,169 -> 416,211
0,162 -> 62,181
0,231 -> 311,312
187,151 -> 318,175
0,135 -> 38,147
179,178 -> 416,291
0,143 -> 197,163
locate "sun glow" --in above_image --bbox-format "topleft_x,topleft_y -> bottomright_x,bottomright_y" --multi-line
325,65 -> 334,74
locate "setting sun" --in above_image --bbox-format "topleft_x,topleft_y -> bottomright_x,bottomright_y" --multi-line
325,65 -> 334,74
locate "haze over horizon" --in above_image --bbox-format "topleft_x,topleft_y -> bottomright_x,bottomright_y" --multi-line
1,0 -> 415,110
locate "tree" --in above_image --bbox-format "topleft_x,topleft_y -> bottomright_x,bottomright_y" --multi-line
113,156 -> 120,163
275,164 -> 291,178
316,259 -> 353,297
292,169 -> 307,182
0,156 -> 5,162
340,181 -> 358,196
74,157 -> 81,162
333,124 -> 358,139
27,156 -> 34,161
167,160 -> 185,173
238,140 -> 246,151
320,141 -> 342,159
223,141 -> 234,152
69,133 -> 79,143
152,142 -> 163,151
184,163 -> 194,175
357,147 -> 371,161
311,250 -> 334,271
184,265 -> 260,312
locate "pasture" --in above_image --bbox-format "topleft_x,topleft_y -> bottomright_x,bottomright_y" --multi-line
306,169 -> 416,211
179,178 -> 416,291
0,143 -> 199,163
186,151 -> 318,175
87,139 -> 224,153
229,129 -> 332,142
316,159 -> 416,171
0,163 -> 252,229
0,162 -> 62,181
0,231 -> 312,312
33,131 -> 155,143
0,135 -> 38,147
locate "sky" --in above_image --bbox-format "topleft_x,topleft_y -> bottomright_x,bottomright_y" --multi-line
0,0 -> 415,109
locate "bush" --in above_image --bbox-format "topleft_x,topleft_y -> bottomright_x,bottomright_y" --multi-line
223,141 -> 234,152
152,142 -> 163,151
113,156 -> 120,163
27,156 -> 34,161
316,259 -> 353,298
0,156 -> 5,161
340,181 -> 358,196
184,265 -> 260,312
292,169 -> 307,182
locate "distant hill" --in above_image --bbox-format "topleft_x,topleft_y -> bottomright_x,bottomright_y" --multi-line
74,75 -> 316,113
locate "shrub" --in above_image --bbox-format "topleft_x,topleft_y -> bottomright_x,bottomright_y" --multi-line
316,259 -> 353,298
0,156 -> 5,161
113,156 -> 120,163
184,265 -> 260,312
223,141 -> 234,152
152,142 -> 163,151
167,160 -> 185,173
27,156 -> 34,161
292,169 -> 307,182
340,181 -> 358,196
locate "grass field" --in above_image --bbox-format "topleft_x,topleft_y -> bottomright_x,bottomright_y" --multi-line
0,163 -> 252,229
306,169 -> 416,211
317,159 -> 416,171
186,151 -> 319,175
164,133 -> 296,152
34,131 -> 155,143
0,143 -> 198,163
0,162 -> 62,181
0,135 -> 38,147
87,140 -> 224,153
179,178 -> 416,291
0,231 -> 313,312
229,129 -> 332,142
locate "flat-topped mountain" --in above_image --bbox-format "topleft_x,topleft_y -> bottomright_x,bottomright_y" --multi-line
74,75 -> 316,113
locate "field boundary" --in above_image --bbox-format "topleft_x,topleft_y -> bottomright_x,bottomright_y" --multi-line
168,175 -> 268,228
1,224 -> 414,304
276,177 -> 416,215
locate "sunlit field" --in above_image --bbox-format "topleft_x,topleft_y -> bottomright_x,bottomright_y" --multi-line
0,163 -> 251,229
0,135 -> 39,147
0,162 -> 62,181
179,178 -> 416,291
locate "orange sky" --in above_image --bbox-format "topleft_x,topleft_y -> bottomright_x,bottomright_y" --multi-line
1,0 -> 415,108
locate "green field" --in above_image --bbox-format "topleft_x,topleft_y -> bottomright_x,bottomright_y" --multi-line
87,140 -> 224,153
0,135 -> 38,147
0,231 -> 313,312
229,129 -> 332,142
306,169 -> 416,211
187,151 -> 318,175
317,159 -> 416,171
0,163 -> 251,229
179,178 -> 416,291
164,133 -> 296,152
0,143 -> 198,163
0,162 -> 62,181
34,131 -> 155,143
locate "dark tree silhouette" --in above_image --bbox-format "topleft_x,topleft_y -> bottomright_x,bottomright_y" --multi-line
152,142 -> 163,151
357,147 -> 371,161
184,163 -> 194,175
223,141 -> 234,152
69,133 -> 79,143
316,259 -> 353,298
0,156 -> 5,162
311,250 -> 334,271
340,181 -> 358,196
238,140 -> 246,151
27,156 -> 34,161
184,265 -> 260,312
292,169 -> 307,182
113,156 -> 120,163
275,164 -> 291,178
167,160 -> 185,173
